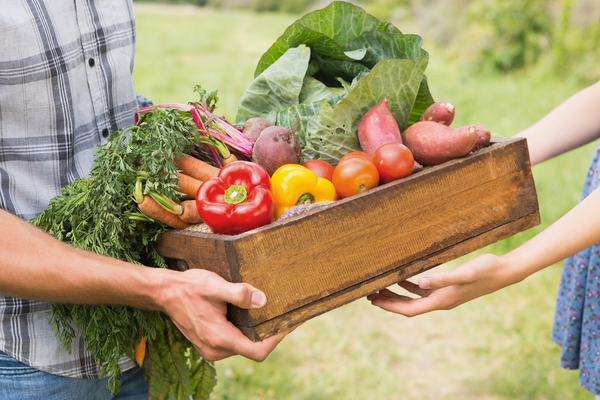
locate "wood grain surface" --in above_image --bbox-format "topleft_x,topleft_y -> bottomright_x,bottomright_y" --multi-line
236,213 -> 540,341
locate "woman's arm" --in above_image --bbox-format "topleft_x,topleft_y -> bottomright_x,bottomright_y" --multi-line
0,209 -> 289,361
368,183 -> 600,316
515,80 -> 600,166
368,80 -> 600,316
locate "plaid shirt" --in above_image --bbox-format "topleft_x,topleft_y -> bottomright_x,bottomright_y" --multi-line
0,0 -> 147,378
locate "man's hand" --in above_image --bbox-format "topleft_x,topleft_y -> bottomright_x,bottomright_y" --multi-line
367,254 -> 518,317
154,268 -> 293,362
0,210 -> 295,363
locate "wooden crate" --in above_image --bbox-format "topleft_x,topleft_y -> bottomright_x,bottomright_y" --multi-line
155,137 -> 539,341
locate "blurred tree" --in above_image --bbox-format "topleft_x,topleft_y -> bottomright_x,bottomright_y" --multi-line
357,0 -> 412,21
131,0 -> 600,81
466,0 -> 552,72
254,0 -> 317,14
133,0 -> 209,5
253,0 -> 278,12
552,0 -> 600,82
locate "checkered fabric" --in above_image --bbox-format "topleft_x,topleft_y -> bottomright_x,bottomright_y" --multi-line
0,0 -> 143,377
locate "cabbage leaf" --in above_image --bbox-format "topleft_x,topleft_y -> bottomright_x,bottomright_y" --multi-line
234,1 -> 435,164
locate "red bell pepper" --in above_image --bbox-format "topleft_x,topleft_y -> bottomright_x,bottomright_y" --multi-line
196,161 -> 273,235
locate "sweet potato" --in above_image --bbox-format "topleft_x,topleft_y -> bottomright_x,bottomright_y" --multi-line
358,98 -> 402,155
402,121 -> 478,166
471,124 -> 491,152
411,160 -> 423,174
419,101 -> 455,126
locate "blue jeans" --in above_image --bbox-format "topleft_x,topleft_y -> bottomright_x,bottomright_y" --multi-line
0,350 -> 148,400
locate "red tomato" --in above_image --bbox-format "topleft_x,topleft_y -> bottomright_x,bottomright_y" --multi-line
339,151 -> 372,163
302,159 -> 335,181
372,143 -> 414,184
332,157 -> 379,199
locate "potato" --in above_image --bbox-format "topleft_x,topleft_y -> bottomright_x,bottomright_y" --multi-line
471,124 -> 491,152
242,117 -> 273,142
419,101 -> 455,126
402,121 -> 478,165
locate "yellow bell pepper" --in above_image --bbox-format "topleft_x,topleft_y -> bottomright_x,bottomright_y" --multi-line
270,164 -> 336,220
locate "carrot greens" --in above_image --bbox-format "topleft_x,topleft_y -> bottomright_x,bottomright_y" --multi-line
31,107 -> 216,399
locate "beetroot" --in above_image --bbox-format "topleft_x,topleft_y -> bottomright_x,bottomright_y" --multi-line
252,126 -> 302,175
242,117 -> 273,142
357,98 -> 402,155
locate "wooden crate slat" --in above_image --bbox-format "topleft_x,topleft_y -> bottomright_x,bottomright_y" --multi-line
231,141 -> 536,324
155,231 -> 232,280
232,167 -> 536,325
236,212 -> 540,341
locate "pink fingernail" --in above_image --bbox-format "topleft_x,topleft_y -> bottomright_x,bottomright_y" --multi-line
420,278 -> 430,289
251,292 -> 266,308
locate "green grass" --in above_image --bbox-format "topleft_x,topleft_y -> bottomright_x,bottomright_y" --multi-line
132,4 -> 296,118
133,4 -> 597,399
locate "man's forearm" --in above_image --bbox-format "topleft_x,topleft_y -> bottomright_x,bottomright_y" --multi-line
0,208 -> 166,310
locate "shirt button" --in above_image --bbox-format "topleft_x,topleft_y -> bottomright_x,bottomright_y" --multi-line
102,128 -> 109,138
88,58 -> 95,67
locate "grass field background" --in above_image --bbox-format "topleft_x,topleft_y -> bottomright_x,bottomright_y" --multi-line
133,4 -> 597,399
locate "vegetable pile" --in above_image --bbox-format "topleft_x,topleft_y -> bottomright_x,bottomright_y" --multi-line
234,1 -> 434,166
30,2 -> 494,399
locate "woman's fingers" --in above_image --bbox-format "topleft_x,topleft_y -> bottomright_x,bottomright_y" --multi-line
367,284 -> 451,317
417,267 -> 476,290
369,290 -> 453,317
366,288 -> 414,302
368,266 -> 477,303
368,255 -> 508,316
398,280 -> 435,297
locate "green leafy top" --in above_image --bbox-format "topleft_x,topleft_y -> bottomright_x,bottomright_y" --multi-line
253,1 -> 401,77
33,108 -> 195,264
31,107 -> 216,399
235,1 -> 435,166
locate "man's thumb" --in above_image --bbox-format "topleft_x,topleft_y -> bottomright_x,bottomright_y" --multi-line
225,283 -> 267,309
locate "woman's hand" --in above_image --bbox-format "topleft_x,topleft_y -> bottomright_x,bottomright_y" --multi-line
368,161 -> 600,317
367,253 -> 521,317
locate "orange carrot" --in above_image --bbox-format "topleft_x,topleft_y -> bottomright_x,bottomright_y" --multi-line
175,155 -> 220,181
179,200 -> 203,224
222,153 -> 238,166
135,337 -> 146,367
175,173 -> 203,199
138,195 -> 190,229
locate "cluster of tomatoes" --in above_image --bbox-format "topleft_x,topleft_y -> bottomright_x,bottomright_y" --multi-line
302,142 -> 414,199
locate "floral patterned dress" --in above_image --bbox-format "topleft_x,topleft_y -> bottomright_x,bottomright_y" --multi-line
552,142 -> 600,395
